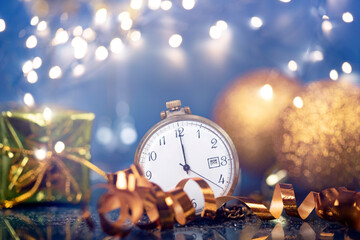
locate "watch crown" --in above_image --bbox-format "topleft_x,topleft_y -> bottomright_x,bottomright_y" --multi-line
166,100 -> 182,110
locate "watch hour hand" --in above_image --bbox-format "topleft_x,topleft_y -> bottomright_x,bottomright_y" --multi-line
179,135 -> 189,174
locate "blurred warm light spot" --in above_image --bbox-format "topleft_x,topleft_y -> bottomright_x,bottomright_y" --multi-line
95,46 -> 109,61
82,28 -> 96,41
342,62 -> 352,74
148,0 -> 161,10
73,64 -> 85,77
217,20 -> 228,31
161,1 -> 172,10
26,35 -> 38,48
52,28 -> 69,45
209,25 -> 222,39
130,30 -> 141,42
342,12 -> 353,23
116,171 -> 127,189
24,93 -> 35,107
32,57 -> 42,69
73,25 -> 83,36
27,70 -> 38,84
49,66 -> 62,79
288,60 -> 298,71
34,148 -> 47,161
30,16 -> 39,26
71,37 -> 87,59
280,0 -> 291,2
250,16 -> 263,29
165,196 -> 174,206
43,107 -> 53,122
259,84 -> 273,101
309,50 -> 323,62
322,15 -> 329,20
120,126 -> 138,145
22,60 -> 33,74
293,96 -> 303,108
266,170 -> 288,186
322,20 -> 333,34
0,19 -> 5,32
131,0 -> 143,10
329,69 -> 338,81
54,141 -> 65,153
182,0 -> 195,10
37,21 -> 47,31
169,34 -> 182,48
118,12 -> 130,22
110,38 -> 124,53
121,18 -> 133,30
95,8 -> 108,25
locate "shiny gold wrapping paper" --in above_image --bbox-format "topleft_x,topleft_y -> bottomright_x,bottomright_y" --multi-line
0,108 -> 95,207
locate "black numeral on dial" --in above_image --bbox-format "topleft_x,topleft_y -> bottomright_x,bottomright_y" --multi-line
221,156 -> 227,166
211,138 -> 217,148
175,127 -> 184,138
145,170 -> 152,180
159,136 -> 165,146
218,174 -> 225,184
148,151 -> 157,161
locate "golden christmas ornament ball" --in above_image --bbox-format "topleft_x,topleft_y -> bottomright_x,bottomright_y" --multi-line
213,69 -> 301,174
275,80 -> 360,190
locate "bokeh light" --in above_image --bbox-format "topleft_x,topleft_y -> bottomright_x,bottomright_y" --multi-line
95,8 -> 108,25
169,34 -> 183,48
27,70 -> 38,84
329,69 -> 338,81
0,19 -> 6,32
342,62 -> 352,74
110,38 -> 124,54
23,93 -> 35,107
182,0 -> 196,10
32,57 -> 42,69
288,60 -> 298,72
259,84 -> 273,101
293,96 -> 303,108
250,16 -> 263,29
342,12 -> 354,23
26,35 -> 37,48
49,66 -> 62,79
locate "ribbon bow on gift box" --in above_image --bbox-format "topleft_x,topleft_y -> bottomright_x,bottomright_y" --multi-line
0,109 -> 107,208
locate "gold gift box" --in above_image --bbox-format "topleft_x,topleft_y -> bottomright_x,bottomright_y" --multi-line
0,108 -> 95,207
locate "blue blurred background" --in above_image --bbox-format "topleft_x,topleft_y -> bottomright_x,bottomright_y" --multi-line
0,0 -> 359,192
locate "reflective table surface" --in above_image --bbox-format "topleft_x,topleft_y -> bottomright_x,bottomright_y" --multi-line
1,205 -> 360,240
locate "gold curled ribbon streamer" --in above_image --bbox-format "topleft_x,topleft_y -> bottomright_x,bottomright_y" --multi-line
216,183 -> 318,220
94,164 -> 360,236
96,166 -> 217,235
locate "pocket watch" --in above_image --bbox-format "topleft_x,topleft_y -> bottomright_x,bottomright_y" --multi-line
134,100 -> 240,213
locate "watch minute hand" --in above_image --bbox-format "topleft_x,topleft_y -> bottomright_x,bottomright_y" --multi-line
179,163 -> 223,190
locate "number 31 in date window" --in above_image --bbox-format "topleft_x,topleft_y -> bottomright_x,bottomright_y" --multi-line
207,157 -> 220,169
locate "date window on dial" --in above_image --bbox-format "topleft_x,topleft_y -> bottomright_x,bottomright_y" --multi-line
207,157 -> 220,169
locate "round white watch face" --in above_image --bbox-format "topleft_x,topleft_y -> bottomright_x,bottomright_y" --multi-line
135,117 -> 239,213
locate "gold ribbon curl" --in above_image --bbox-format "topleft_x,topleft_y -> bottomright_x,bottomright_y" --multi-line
95,164 -> 360,236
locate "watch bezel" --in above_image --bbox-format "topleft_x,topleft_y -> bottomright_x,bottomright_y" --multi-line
134,114 -> 240,197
